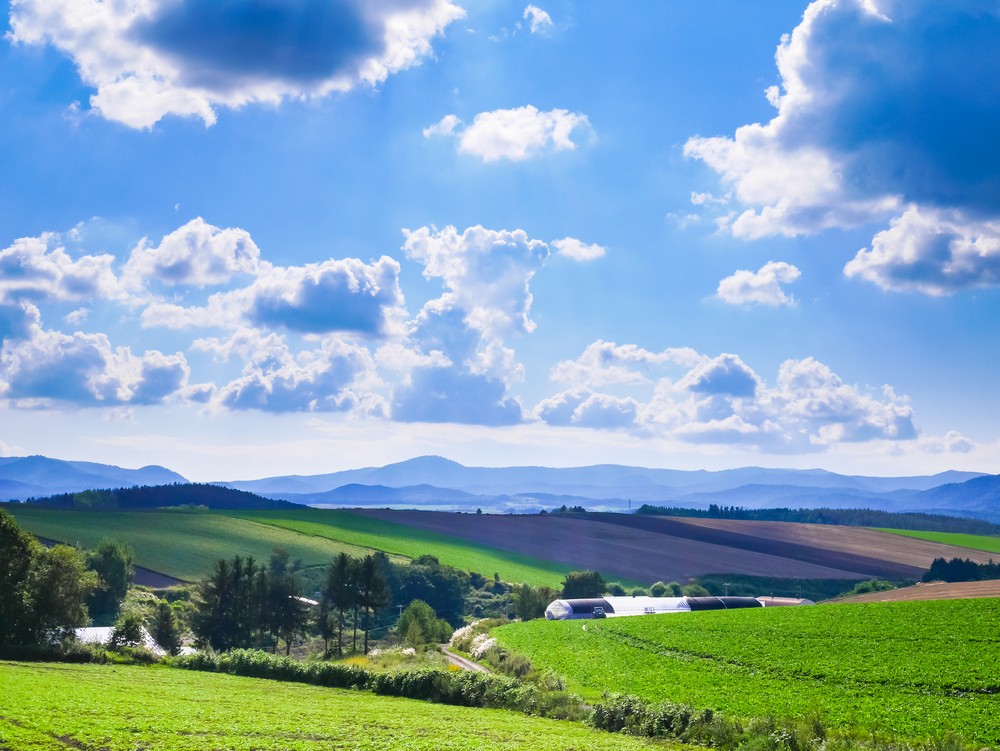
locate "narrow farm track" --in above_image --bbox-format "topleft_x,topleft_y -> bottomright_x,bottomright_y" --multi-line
834,579 -> 1000,604
439,645 -> 490,673
354,510 -> 884,582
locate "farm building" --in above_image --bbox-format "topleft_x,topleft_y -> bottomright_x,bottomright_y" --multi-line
544,595 -> 813,620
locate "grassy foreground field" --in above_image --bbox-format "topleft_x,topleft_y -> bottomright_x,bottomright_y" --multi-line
874,528 -> 1000,555
229,509 -> 576,587
494,599 -> 1000,745
6,508 -> 381,581
0,661 -> 665,751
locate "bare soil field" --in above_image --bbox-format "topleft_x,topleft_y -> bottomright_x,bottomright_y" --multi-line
833,579 -> 1000,604
355,510 -> 914,583
665,517 -> 1000,568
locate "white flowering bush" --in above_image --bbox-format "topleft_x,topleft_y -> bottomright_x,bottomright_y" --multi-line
470,634 -> 497,660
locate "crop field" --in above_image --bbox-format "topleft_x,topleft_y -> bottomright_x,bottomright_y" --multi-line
6,508 -> 382,581
0,661 -> 665,751
874,528 -> 1000,555
229,509 -> 577,588
494,599 -> 1000,745
355,509 -> 981,583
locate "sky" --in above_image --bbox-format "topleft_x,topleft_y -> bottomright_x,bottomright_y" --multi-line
1,0 -> 999,481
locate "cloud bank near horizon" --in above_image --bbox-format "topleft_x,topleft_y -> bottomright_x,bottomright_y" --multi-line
0,218 -> 972,456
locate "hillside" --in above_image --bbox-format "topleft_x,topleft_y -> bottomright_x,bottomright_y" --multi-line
6,508 -> 385,582
354,509 -> 1000,584
493,599 -> 1000,745
21,483 -> 298,510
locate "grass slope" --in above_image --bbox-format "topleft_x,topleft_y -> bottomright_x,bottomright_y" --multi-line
873,528 -> 1000,555
229,509 -> 576,587
7,508 -> 382,581
494,599 -> 1000,745
0,661 -> 663,751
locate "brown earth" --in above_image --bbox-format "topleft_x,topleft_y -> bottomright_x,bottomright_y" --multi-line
833,579 -> 1000,604
355,510 -> 928,583
666,517 -> 1000,568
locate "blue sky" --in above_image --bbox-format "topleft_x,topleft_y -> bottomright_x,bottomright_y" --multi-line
1,0 -> 999,481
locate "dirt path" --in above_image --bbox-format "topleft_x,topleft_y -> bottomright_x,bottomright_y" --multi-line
439,645 -> 490,673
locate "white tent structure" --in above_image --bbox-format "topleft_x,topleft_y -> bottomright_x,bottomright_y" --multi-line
74,626 -> 167,656
544,595 -> 813,620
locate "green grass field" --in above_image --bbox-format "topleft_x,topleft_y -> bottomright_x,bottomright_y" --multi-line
6,508 -> 382,581
494,599 -> 1000,745
0,661 -> 666,751
874,527 -> 1000,555
7,506 -> 576,587
229,509 -> 576,587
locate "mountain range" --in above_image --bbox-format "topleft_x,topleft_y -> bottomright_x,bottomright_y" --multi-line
2,454 -> 997,521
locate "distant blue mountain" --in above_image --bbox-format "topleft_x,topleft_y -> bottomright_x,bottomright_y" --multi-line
0,456 -> 187,501
3,453 -> 994,521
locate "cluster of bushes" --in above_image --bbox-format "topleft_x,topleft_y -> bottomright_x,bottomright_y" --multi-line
590,694 -> 975,751
170,648 -> 585,719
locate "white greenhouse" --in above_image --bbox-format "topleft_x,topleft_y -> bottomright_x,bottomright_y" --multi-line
544,595 -> 813,620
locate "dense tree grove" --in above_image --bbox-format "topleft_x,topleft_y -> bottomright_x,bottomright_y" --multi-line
192,552 -> 311,655
0,509 -> 98,647
86,538 -> 135,622
561,570 -> 606,599
923,557 -> 1000,583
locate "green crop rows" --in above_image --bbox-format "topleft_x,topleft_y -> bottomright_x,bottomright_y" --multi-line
7,508 -> 381,581
873,528 -> 1000,555
494,599 -> 1000,745
229,509 -> 575,587
0,661 -> 666,751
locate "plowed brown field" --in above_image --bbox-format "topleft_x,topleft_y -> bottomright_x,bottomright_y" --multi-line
353,510 -> 983,583
834,579 -> 1000,604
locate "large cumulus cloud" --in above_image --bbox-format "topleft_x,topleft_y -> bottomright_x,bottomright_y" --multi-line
537,341 -> 935,452
0,325 -> 188,407
684,0 -> 1000,293
9,0 -> 465,128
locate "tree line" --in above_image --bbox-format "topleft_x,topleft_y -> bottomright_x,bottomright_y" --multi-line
191,550 -> 477,656
636,504 -> 1000,535
922,557 -> 1000,583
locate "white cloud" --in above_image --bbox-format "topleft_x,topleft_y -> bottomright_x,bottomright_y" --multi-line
0,325 -> 188,407
123,218 -> 261,290
552,237 -> 605,262
540,343 -> 919,452
0,233 -> 120,304
427,106 -> 592,162
402,225 -> 549,336
422,113 -> 461,138
142,255 -> 405,336
716,261 -> 801,306
550,340 -> 701,388
522,5 -> 554,34
684,1 -> 1000,292
535,388 -> 639,429
9,0 -> 465,128
844,206 -> 1000,295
